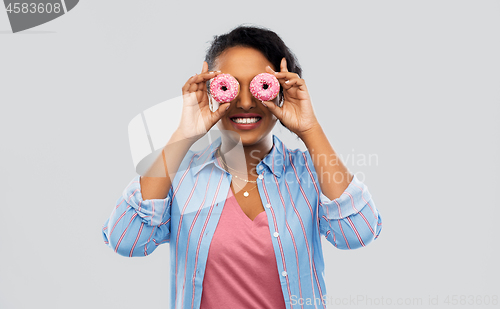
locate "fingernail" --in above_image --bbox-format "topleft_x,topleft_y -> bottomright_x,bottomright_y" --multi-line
261,101 -> 267,107
285,80 -> 289,84
209,71 -> 215,74
216,70 -> 221,72
225,105 -> 230,110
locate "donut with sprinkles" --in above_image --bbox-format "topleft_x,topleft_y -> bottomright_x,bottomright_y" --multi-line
209,74 -> 240,103
249,73 -> 280,101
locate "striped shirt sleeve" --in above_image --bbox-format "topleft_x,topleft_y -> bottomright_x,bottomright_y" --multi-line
318,174 -> 382,250
102,175 -> 173,257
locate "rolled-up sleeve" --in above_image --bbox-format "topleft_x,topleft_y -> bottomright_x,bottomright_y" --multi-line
318,174 -> 382,250
102,175 -> 173,257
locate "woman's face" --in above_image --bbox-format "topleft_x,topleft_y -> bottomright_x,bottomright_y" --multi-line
212,46 -> 280,146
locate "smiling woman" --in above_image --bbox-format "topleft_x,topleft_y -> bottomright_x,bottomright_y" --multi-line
102,24 -> 383,309
212,46 -> 280,158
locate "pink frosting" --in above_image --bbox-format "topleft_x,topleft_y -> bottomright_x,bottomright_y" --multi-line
249,73 -> 280,101
209,74 -> 240,103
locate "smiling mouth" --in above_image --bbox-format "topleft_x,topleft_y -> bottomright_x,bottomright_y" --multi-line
230,117 -> 262,124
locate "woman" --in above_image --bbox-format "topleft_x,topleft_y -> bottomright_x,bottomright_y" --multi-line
103,25 -> 382,309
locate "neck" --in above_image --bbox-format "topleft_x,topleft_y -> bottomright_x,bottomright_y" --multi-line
218,134 -> 274,177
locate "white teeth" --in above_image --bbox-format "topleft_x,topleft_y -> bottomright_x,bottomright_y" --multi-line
231,117 -> 261,124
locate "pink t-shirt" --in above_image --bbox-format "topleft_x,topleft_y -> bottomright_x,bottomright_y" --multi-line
200,188 -> 287,309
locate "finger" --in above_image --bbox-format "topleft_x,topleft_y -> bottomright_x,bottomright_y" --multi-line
275,74 -> 302,90
273,71 -> 300,80
197,70 -> 224,93
202,61 -> 209,73
189,71 -> 217,88
212,102 -> 231,121
266,65 -> 276,74
183,65 -> 224,96
197,71 -> 213,93
280,58 -> 288,72
183,71 -> 217,95
282,78 -> 305,90
182,74 -> 200,95
260,100 -> 284,120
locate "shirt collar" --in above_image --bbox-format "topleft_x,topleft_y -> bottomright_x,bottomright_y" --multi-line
193,134 -> 285,178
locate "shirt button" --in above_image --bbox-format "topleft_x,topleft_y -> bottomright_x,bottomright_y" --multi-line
258,174 -> 264,180
273,232 -> 279,238
258,165 -> 263,170
281,271 -> 287,277
265,203 -> 271,208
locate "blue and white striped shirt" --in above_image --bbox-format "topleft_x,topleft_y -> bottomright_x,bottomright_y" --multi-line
102,134 -> 382,309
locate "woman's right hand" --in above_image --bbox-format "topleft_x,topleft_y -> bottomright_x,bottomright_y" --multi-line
177,61 -> 231,142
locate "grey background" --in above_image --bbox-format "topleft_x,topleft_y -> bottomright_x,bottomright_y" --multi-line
1,0 -> 499,308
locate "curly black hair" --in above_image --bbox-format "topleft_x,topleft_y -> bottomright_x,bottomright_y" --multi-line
204,24 -> 302,134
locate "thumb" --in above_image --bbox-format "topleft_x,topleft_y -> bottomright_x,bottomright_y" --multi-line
213,102 -> 231,121
261,100 -> 283,120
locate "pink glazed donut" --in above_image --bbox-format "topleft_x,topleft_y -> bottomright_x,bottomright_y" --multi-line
209,73 -> 240,103
249,73 -> 280,101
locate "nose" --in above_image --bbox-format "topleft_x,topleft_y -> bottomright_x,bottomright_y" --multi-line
234,85 -> 256,111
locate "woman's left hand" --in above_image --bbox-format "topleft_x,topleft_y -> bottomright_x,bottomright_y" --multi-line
262,57 -> 320,138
